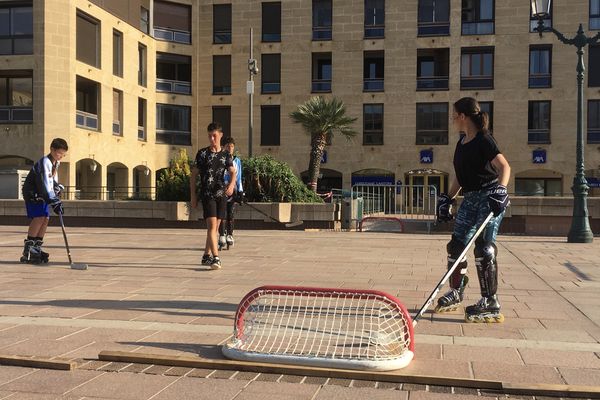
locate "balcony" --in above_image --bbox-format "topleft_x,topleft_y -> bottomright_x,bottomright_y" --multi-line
417,21 -> 450,37
529,73 -> 551,88
156,130 -> 192,145
365,24 -> 384,38
417,76 -> 449,91
112,121 -> 121,135
462,21 -> 494,35
461,76 -> 493,90
153,27 -> 191,44
0,106 -> 33,123
588,128 -> 600,144
76,110 -> 98,130
312,26 -> 332,41
156,79 -> 191,95
213,29 -> 232,44
528,129 -> 550,144
262,82 -> 281,94
363,78 -> 384,92
312,79 -> 331,92
138,126 -> 146,141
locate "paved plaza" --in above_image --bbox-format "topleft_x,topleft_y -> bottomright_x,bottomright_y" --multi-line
0,225 -> 598,399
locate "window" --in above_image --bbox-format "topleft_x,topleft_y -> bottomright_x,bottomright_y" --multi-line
153,0 -> 191,44
262,2 -> 281,42
515,178 -> 562,196
365,0 -> 385,38
418,0 -> 450,36
113,30 -> 123,77
417,48 -> 449,90
213,55 -> 231,94
0,73 -> 33,123
112,90 -> 122,135
461,47 -> 494,89
0,3 -> 33,55
312,52 -> 332,92
76,76 -> 99,131
530,1 -> 552,32
364,51 -> 384,92
589,100 -> 600,143
416,103 -> 448,145
479,101 -> 493,132
363,104 -> 384,145
156,104 -> 191,145
528,101 -> 551,143
140,6 -> 149,34
462,0 -> 494,35
156,53 -> 191,94
214,4 -> 232,44
591,0 -> 600,30
313,0 -> 332,40
212,106 -> 232,139
138,43 -> 147,87
261,105 -> 280,146
529,45 -> 552,88
138,98 -> 146,141
262,54 -> 281,93
590,45 -> 600,87
76,11 -> 100,68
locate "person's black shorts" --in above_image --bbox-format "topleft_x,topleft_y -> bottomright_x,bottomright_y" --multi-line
202,196 -> 227,220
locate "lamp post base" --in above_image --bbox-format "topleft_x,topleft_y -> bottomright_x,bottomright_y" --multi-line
567,229 -> 594,243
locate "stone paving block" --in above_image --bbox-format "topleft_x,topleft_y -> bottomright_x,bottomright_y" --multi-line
558,367 -> 600,386
0,366 -> 37,386
1,369 -> 103,395
427,385 -> 453,393
326,378 -> 353,387
314,385 -> 409,400
98,362 -> 130,372
142,365 -> 173,375
120,363 -> 152,373
351,379 -> 376,388
254,373 -> 282,382
443,344 -> 523,365
75,360 -> 111,371
148,376 -> 248,400
376,381 -> 402,390
231,371 -> 260,381
451,387 -> 480,396
163,366 -> 193,376
278,374 -> 305,383
520,328 -> 597,343
518,348 -> 600,368
401,383 -> 427,392
211,369 -> 237,379
302,376 -> 328,385
68,371 -> 178,399
186,368 -> 215,378
241,381 -> 320,397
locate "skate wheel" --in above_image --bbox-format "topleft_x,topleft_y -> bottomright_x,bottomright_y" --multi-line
465,313 -> 504,323
434,304 -> 460,314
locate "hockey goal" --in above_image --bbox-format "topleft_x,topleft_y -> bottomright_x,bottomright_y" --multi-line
222,286 -> 415,371
359,216 -> 405,233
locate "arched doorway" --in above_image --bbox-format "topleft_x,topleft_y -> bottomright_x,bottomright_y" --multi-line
403,169 -> 449,214
515,169 -> 562,196
133,165 -> 152,199
300,168 -> 343,192
107,162 -> 129,200
76,158 -> 102,200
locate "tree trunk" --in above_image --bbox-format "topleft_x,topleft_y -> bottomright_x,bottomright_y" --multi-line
307,133 -> 327,192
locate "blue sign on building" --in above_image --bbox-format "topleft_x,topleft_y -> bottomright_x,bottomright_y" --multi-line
533,149 -> 546,164
587,177 -> 600,188
420,149 -> 433,164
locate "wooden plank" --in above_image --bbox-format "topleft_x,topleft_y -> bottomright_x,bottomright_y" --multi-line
502,383 -> 600,399
98,350 -> 501,389
0,355 -> 75,371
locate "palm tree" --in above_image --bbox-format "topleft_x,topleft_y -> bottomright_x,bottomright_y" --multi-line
290,96 -> 357,192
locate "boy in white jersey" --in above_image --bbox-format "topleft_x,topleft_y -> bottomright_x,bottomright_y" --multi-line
21,138 -> 68,264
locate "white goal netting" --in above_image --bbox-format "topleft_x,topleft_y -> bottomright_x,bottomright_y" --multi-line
222,286 -> 415,371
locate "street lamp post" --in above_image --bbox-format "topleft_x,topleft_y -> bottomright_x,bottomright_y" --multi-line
531,0 -> 598,243
247,28 -> 259,158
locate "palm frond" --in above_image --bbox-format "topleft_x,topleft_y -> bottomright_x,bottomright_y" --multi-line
289,96 -> 358,140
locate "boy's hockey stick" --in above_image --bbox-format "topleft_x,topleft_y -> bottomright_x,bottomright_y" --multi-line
242,202 -> 304,228
58,212 -> 88,270
412,212 -> 494,327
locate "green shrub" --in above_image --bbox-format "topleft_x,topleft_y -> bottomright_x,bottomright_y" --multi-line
156,149 -> 192,201
242,155 -> 322,203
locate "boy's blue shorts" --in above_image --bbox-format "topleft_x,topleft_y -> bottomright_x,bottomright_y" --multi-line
25,202 -> 50,219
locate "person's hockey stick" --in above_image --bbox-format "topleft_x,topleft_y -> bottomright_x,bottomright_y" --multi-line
412,212 -> 494,327
58,212 -> 88,270
242,202 -> 304,228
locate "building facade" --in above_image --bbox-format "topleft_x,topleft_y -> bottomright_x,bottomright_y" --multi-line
1,0 -> 600,199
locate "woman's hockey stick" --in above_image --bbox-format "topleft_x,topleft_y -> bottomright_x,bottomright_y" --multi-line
242,202 -> 304,228
412,212 -> 494,327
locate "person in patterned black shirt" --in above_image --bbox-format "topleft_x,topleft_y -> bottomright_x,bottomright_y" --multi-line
190,122 -> 236,270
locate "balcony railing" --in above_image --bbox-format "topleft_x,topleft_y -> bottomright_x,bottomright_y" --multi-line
462,21 -> 494,35
153,27 -> 191,44
156,78 -> 191,95
138,126 -> 146,141
364,24 -> 384,38
417,21 -> 450,36
0,106 -> 33,123
461,76 -> 493,89
312,26 -> 332,40
61,186 -> 155,201
416,130 -> 449,145
363,131 -> 383,145
261,82 -> 281,94
76,110 -> 98,130
213,29 -> 232,44
312,79 -> 331,92
112,121 -> 121,135
590,16 -> 600,30
363,78 -> 384,92
528,129 -> 550,144
417,76 -> 449,90
529,73 -> 551,88
156,130 -> 191,145
588,128 -> 600,144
